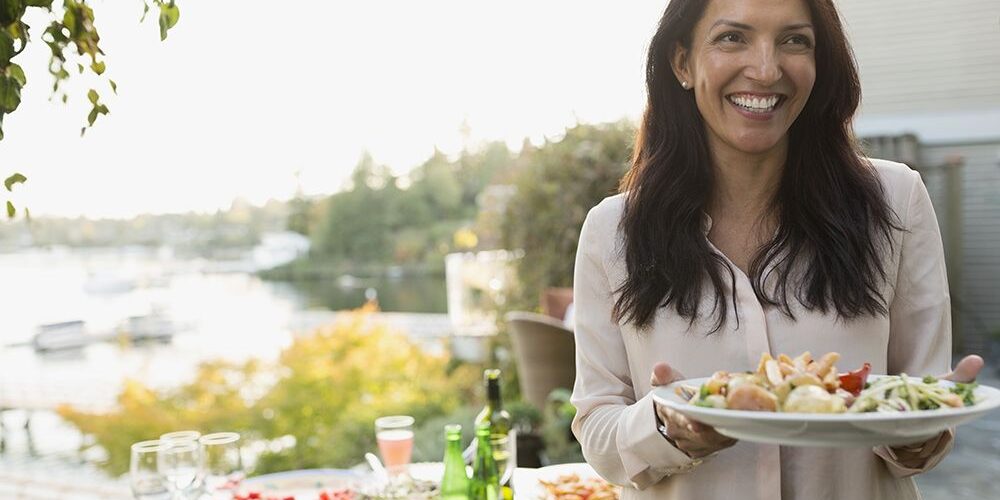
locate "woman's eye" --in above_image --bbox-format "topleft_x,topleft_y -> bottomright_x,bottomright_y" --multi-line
783,35 -> 813,47
716,32 -> 744,44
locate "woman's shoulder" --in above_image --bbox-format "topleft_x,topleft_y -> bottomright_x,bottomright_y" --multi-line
583,193 -> 626,234
866,157 -> 922,211
579,194 -> 626,255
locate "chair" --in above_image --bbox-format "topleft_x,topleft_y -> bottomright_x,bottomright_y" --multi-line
505,311 -> 577,410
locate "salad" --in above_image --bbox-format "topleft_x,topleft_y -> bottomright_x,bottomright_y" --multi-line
679,351 -> 978,414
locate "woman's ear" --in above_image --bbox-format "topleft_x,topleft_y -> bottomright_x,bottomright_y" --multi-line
671,43 -> 692,89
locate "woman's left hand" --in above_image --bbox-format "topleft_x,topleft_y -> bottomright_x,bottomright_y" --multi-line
888,355 -> 985,467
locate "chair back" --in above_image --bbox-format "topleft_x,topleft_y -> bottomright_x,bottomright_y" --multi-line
505,311 -> 576,409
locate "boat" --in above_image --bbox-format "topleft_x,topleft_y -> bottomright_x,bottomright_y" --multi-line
117,312 -> 177,344
32,320 -> 93,352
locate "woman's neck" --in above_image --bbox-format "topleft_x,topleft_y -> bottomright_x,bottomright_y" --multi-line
707,139 -> 787,220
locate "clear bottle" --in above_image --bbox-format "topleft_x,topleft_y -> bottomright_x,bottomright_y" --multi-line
469,422 -> 500,500
474,369 -> 512,475
440,424 -> 470,500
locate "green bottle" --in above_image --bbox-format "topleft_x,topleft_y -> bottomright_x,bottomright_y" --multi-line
441,424 -> 470,500
469,422 -> 500,500
474,369 -> 512,476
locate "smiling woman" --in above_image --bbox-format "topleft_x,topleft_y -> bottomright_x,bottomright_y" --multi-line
569,1 -> 982,499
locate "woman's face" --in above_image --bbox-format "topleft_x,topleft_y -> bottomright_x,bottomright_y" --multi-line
672,0 -> 816,158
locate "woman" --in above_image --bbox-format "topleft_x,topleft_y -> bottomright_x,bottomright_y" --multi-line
570,0 -> 984,499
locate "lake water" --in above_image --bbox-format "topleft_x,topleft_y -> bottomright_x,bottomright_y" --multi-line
0,246 -> 448,494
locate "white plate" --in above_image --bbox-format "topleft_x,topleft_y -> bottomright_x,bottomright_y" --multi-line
652,375 -> 1000,447
240,468 -> 362,497
513,463 -> 619,500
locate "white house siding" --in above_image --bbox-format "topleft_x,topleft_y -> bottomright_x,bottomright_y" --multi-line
838,0 -> 1000,115
919,143 -> 1000,354
839,0 -> 1000,354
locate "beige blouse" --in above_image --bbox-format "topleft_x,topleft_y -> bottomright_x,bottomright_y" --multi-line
571,159 -> 954,500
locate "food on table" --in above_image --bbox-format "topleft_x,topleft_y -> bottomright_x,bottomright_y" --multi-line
233,489 -> 355,500
679,351 -> 978,413
538,473 -> 620,500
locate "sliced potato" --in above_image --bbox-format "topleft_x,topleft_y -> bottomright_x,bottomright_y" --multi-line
726,384 -> 779,411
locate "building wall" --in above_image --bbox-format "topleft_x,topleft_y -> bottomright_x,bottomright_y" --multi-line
841,0 -> 1000,355
838,0 -> 1000,116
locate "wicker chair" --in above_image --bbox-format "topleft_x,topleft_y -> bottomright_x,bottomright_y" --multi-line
505,311 -> 577,409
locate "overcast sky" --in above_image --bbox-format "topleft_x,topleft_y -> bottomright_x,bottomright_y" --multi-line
1,1 -> 666,218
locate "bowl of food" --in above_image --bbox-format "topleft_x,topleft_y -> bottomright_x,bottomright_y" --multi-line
652,351 -> 1000,447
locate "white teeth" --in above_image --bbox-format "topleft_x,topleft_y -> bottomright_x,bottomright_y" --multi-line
729,95 -> 779,112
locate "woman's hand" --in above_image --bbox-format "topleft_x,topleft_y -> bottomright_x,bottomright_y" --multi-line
888,355 -> 985,467
650,362 -> 737,459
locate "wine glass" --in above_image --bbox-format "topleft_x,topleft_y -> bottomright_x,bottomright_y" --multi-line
374,415 -> 415,475
160,430 -> 202,444
159,439 -> 205,499
130,440 -> 172,500
200,432 -> 244,499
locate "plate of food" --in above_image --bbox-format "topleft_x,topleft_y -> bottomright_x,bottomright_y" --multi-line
236,468 -> 363,500
651,351 -> 1000,447
514,462 -> 620,500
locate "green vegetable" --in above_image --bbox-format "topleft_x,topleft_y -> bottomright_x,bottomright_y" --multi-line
922,375 -> 938,384
950,382 -> 978,406
699,384 -> 710,399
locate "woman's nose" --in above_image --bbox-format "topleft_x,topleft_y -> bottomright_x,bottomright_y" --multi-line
745,45 -> 783,85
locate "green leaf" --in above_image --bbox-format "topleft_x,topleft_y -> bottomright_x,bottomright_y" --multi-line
6,201 -> 14,218
88,88 -> 99,104
87,107 -> 98,126
158,2 -> 180,41
5,173 -> 27,191
0,29 -> 14,67
61,93 -> 67,103
91,60 -> 106,75
26,0 -> 53,8
109,79 -> 117,94
77,63 -> 84,74
0,76 -> 21,113
0,1 -> 26,26
6,63 -> 26,86
140,2 -> 150,23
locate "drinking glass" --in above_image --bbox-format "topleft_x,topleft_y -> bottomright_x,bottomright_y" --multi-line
160,430 -> 202,444
159,439 -> 205,499
131,440 -> 172,500
200,432 -> 244,499
374,415 -> 415,475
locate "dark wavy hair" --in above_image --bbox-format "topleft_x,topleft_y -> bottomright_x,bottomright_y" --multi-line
613,0 -> 900,331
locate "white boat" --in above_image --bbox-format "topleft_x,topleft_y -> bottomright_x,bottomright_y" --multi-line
32,320 -> 93,352
117,313 -> 177,344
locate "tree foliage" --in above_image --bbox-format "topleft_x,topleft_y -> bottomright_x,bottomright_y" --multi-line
303,144 -> 513,274
59,306 -> 480,475
501,121 -> 634,307
0,0 -> 181,217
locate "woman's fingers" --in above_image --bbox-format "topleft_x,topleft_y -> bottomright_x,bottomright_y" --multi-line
650,362 -> 686,386
941,355 -> 984,383
649,361 -> 684,387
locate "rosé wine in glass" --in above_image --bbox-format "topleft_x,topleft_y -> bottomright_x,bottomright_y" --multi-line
375,415 -> 415,474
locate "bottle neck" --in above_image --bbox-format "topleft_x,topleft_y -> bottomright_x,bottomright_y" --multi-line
486,381 -> 502,409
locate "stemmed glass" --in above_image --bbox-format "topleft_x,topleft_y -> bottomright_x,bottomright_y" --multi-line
158,438 -> 205,499
130,440 -> 172,500
200,432 -> 244,499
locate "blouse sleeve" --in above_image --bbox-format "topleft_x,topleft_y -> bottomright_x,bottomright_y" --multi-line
874,168 -> 955,477
570,202 -> 701,490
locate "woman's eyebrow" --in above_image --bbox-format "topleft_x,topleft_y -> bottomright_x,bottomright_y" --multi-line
710,19 -> 814,31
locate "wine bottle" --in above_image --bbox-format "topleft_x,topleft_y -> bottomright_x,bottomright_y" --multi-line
474,369 -> 512,475
441,424 -> 470,500
469,422 -> 500,500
